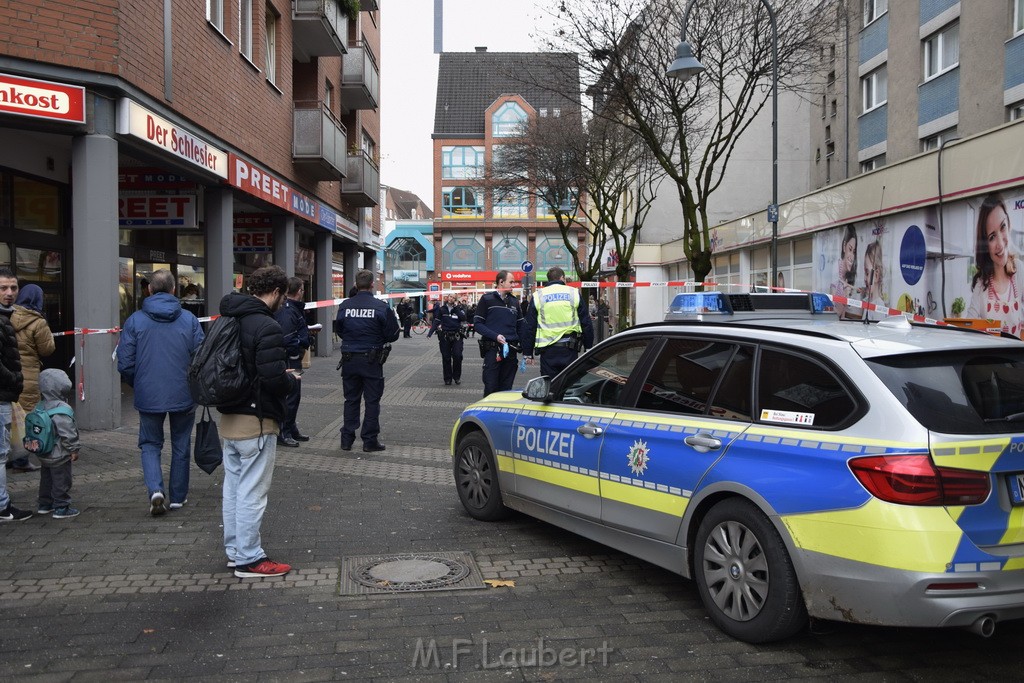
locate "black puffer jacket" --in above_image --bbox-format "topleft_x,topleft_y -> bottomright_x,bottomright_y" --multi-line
215,293 -> 296,424
0,305 -> 24,402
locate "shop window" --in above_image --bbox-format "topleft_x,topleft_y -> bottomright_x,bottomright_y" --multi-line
12,176 -> 63,234
0,243 -> 10,267
177,234 -> 205,258
491,102 -> 527,138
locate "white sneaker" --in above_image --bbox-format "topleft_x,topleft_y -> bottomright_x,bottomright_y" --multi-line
169,499 -> 187,510
150,492 -> 166,516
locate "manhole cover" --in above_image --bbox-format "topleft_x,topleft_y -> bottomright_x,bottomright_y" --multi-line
338,551 -> 485,596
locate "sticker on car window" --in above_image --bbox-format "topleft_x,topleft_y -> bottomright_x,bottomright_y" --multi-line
760,409 -> 815,425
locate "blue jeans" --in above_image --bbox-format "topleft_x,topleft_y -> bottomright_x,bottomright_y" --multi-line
222,434 -> 277,566
138,409 -> 195,505
0,401 -> 10,510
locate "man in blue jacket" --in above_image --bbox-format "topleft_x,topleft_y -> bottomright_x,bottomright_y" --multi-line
334,270 -> 400,452
117,270 -> 204,517
273,277 -> 311,447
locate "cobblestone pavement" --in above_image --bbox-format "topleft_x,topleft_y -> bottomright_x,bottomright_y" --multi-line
1,334 -> 1022,681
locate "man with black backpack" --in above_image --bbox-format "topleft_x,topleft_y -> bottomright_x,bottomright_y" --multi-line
216,266 -> 297,578
117,269 -> 204,517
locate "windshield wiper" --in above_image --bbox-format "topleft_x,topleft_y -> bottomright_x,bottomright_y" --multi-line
983,411 -> 1024,423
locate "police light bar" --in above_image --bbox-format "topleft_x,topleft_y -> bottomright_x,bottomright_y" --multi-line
665,292 -> 835,321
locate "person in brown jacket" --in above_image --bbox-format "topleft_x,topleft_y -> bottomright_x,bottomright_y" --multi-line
8,284 -> 55,473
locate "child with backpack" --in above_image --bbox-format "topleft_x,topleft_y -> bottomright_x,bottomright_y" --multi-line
23,369 -> 80,519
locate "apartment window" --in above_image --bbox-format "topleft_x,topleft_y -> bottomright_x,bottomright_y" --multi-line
264,4 -> 278,84
924,24 -> 959,80
539,108 -> 548,117
1011,102 -> 1024,121
862,65 -> 887,112
362,132 -> 376,159
860,155 -> 885,173
864,0 -> 887,26
493,188 -> 529,219
492,102 -> 527,137
239,0 -> 253,61
206,0 -> 224,32
325,80 -> 333,111
922,128 -> 956,151
553,108 -> 561,118
831,99 -> 838,118
441,146 -> 485,179
1016,0 -> 1024,35
441,187 -> 484,218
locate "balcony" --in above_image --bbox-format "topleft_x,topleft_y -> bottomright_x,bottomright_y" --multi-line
341,150 -> 380,207
293,101 -> 348,180
292,0 -> 348,62
340,43 -> 380,111
362,0 -> 379,10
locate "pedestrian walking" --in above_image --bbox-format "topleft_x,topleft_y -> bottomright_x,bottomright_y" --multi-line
334,270 -> 400,452
397,297 -> 414,338
522,267 -> 594,378
8,283 -> 55,473
217,265 -> 298,578
0,266 -> 31,522
474,270 -> 524,396
32,369 -> 81,519
274,277 -> 311,447
427,294 -> 466,385
117,269 -> 205,516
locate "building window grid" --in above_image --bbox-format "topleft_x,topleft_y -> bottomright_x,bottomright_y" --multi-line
536,237 -> 572,271
1012,102 -> 1024,121
1016,0 -> 1024,36
864,0 -> 887,27
492,188 -> 530,219
441,187 -> 485,219
441,146 -> 485,179
862,65 -> 887,113
492,102 -> 528,137
860,155 -> 885,173
264,5 -> 277,84
923,23 -> 959,81
442,237 -> 485,270
207,0 -> 224,32
494,237 -> 527,269
922,128 -> 956,152
239,0 -> 253,60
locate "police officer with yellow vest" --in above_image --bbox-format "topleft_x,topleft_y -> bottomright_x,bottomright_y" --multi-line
334,270 -> 400,452
522,267 -> 594,378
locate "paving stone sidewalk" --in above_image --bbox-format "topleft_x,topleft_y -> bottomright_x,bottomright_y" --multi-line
1,335 -> 1022,681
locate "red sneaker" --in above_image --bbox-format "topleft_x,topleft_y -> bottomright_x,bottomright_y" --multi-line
234,558 -> 292,578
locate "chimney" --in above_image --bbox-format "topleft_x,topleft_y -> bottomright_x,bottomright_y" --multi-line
475,46 -> 487,52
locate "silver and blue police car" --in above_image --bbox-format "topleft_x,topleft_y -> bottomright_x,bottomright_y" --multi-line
451,292 -> 1024,642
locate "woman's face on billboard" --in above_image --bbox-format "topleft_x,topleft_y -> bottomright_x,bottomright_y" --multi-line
985,205 -> 1011,270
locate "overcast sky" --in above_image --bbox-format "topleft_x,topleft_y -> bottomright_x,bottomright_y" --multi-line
379,0 -> 546,211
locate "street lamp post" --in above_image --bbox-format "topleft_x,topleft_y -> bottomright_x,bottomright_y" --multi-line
667,0 -> 779,289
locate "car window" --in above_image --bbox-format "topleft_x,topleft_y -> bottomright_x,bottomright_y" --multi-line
708,346 -> 753,421
556,338 -> 651,406
635,338 -> 742,416
868,350 -> 1024,434
757,349 -> 856,429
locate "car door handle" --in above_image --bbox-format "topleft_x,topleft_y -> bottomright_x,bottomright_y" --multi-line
684,433 -> 722,452
577,423 -> 604,438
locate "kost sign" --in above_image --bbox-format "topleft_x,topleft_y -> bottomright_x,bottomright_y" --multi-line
117,99 -> 227,178
0,73 -> 85,123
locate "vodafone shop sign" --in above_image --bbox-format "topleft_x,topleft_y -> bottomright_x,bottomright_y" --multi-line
0,73 -> 85,123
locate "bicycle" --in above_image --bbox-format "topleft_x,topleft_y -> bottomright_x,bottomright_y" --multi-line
412,316 -> 431,335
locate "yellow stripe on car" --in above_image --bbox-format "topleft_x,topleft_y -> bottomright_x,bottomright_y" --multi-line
515,459 -> 600,496
601,478 -> 688,517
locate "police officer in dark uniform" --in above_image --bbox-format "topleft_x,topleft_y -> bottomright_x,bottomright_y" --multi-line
333,270 -> 400,452
427,294 -> 467,385
474,270 -> 524,396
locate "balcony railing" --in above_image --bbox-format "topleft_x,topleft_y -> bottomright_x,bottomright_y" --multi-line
293,101 -> 348,180
292,0 -> 348,62
341,42 -> 380,110
341,150 -> 380,207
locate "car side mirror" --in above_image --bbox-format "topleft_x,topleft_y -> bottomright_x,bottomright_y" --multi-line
523,376 -> 552,402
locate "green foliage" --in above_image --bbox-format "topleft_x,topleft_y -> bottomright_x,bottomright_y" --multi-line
341,0 -> 360,17
951,297 -> 965,317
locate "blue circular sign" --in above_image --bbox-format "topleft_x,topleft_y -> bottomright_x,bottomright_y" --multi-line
899,225 -> 926,286
521,260 -> 534,273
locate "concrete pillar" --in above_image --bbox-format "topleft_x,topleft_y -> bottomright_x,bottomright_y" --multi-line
343,244 -> 359,295
315,230 -> 334,357
273,215 -> 296,276
204,188 -> 233,309
72,133 -> 119,429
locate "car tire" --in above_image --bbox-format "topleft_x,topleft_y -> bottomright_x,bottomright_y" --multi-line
454,431 -> 510,521
694,498 -> 807,643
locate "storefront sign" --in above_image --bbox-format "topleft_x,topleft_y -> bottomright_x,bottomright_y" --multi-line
117,99 -> 227,178
440,270 -> 525,283
118,194 -> 197,228
119,167 -> 196,190
234,230 -> 273,253
0,73 -> 85,123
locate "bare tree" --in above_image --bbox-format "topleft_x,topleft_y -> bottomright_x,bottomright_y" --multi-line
489,112 -> 661,330
538,0 -> 833,286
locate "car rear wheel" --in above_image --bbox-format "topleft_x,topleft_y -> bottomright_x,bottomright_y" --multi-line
694,498 -> 807,643
454,432 -> 509,521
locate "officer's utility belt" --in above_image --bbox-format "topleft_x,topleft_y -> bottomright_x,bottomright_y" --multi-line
479,338 -> 520,358
337,344 -> 392,368
541,334 -> 581,353
441,330 -> 463,343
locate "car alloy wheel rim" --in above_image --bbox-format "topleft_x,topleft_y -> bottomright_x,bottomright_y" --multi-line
702,520 -> 769,622
457,445 -> 492,509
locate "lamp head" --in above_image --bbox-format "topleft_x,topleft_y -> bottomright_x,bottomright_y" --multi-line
667,40 -> 705,81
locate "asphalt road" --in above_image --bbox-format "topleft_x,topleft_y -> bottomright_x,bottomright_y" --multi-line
1,332 -> 1022,681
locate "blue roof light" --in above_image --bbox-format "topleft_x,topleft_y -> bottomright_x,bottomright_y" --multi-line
810,292 -> 835,314
668,292 -> 730,315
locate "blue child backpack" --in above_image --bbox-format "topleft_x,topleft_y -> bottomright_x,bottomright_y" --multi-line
23,405 -> 74,456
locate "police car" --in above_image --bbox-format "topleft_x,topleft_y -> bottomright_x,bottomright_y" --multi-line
451,292 -> 1024,642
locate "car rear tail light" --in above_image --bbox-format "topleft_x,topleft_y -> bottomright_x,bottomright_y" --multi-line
849,454 -> 990,506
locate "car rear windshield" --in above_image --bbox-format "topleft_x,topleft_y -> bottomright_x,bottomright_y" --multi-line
867,350 -> 1024,434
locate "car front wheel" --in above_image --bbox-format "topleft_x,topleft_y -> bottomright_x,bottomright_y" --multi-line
694,498 -> 807,643
454,431 -> 509,521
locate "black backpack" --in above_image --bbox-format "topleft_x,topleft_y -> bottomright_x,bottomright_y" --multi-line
188,315 -> 255,407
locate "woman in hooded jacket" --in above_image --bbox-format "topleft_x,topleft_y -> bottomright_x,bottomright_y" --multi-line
13,284 -> 56,412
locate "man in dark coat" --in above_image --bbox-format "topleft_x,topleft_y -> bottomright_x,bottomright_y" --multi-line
0,266 -> 30,521
218,266 -> 298,578
273,277 -> 311,447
